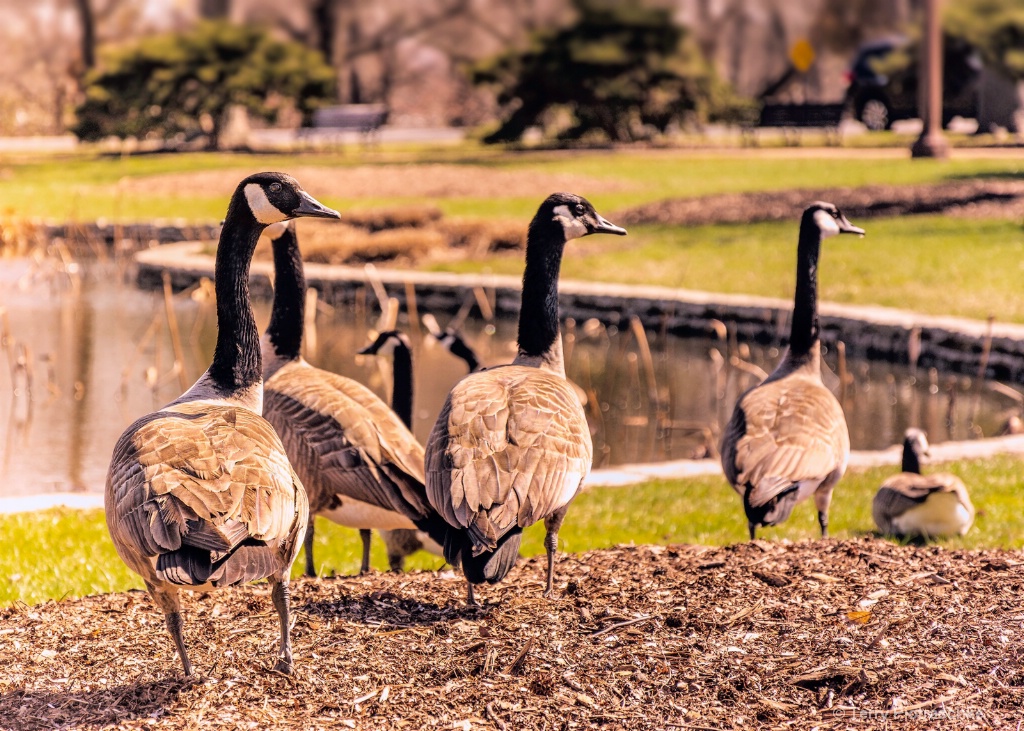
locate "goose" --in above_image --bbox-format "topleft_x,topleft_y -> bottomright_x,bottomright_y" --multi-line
260,221 -> 449,578
873,428 -> 974,538
105,172 -> 340,677
425,192 -> 626,604
358,329 -> 480,570
720,202 -> 863,540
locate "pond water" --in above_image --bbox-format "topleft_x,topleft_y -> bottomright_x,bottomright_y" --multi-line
0,256 -> 1020,498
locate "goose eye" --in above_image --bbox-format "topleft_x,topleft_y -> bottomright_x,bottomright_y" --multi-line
269,182 -> 282,193
575,203 -> 584,215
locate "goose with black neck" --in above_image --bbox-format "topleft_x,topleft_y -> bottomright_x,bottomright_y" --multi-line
105,172 -> 339,677
425,192 -> 626,604
360,329 -> 480,571
721,202 -> 863,541
260,221 -> 451,578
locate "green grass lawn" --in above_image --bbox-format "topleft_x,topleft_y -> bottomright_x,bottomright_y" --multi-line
433,215 -> 1024,322
0,146 -> 1020,221
4,453 -> 1023,607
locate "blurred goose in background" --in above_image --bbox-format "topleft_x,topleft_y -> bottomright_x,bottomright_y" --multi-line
425,192 -> 626,604
260,221 -> 449,577
873,428 -> 974,539
105,172 -> 340,676
721,202 -> 863,540
360,329 -> 482,570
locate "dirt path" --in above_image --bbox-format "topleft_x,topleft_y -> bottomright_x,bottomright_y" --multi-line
2,540 -> 1021,729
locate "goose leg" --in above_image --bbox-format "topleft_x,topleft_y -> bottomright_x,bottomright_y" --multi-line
359,529 -> 372,574
466,580 -> 478,606
269,574 -> 294,674
148,583 -> 193,677
748,522 -> 757,541
815,484 -> 835,538
303,514 -> 316,578
542,508 -> 569,598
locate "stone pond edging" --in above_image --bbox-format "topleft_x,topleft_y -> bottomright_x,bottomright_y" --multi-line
138,241 -> 1024,384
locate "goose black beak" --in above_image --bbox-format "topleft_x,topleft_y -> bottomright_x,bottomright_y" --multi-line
293,191 -> 341,220
838,216 -> 865,236
590,214 -> 627,236
357,342 -> 376,356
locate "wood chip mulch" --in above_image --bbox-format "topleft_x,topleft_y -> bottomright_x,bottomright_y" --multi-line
2,539 -> 1023,730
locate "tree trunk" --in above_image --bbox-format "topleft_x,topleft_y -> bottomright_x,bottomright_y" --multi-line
72,0 -> 96,72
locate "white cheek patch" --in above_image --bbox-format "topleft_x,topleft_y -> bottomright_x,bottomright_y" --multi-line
263,221 -> 290,240
553,204 -> 588,240
244,183 -> 288,225
813,209 -> 841,239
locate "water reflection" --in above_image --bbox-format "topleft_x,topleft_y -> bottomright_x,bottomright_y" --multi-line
0,257 -> 1020,497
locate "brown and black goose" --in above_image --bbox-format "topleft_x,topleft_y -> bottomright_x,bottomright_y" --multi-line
720,202 -> 863,540
873,428 -> 974,538
260,222 -> 449,577
359,329 -> 480,570
425,193 -> 626,604
105,173 -> 340,676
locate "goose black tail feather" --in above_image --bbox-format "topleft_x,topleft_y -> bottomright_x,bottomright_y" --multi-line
412,511 -> 454,556
156,539 -> 281,587
745,484 -> 800,528
454,529 -> 523,585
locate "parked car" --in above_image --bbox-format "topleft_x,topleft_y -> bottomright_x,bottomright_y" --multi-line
844,37 -> 982,130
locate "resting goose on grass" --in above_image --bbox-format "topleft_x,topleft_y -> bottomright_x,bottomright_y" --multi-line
425,193 -> 626,604
873,428 -> 974,539
720,202 -> 863,540
260,221 -> 449,577
105,172 -> 340,676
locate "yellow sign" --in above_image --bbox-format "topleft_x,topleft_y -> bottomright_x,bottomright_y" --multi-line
789,39 -> 816,72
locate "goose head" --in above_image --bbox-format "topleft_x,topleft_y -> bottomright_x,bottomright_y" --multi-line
359,330 -> 412,358
237,172 -> 341,226
903,428 -> 931,461
537,192 -> 627,243
806,201 -> 864,239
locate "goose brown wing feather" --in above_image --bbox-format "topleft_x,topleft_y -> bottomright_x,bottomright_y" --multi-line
727,374 -> 849,508
876,472 -> 972,513
264,362 -> 430,520
426,366 -> 593,550
106,403 -> 306,583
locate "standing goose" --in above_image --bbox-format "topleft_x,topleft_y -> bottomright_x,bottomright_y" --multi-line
105,172 -> 340,676
260,222 -> 449,577
425,193 -> 626,604
720,202 -> 863,540
359,329 -> 480,570
873,428 -> 974,538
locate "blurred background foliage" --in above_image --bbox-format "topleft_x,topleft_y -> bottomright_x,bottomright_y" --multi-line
73,21 -> 335,149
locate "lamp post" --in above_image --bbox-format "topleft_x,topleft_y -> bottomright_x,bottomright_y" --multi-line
911,0 -> 949,158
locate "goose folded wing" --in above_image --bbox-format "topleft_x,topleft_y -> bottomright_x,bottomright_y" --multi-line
110,407 -> 300,559
426,372 -> 592,549
265,372 -> 430,519
735,383 -> 848,508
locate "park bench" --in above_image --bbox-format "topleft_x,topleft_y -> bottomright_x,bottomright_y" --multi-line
298,104 -> 389,146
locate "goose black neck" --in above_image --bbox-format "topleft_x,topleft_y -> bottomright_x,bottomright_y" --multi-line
902,441 -> 922,474
517,220 -> 565,358
390,342 -> 414,428
789,211 -> 822,358
207,198 -> 264,392
267,230 -> 305,361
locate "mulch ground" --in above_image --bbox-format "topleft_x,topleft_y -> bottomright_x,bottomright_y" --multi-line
615,179 -> 1024,227
2,539 -> 1023,730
